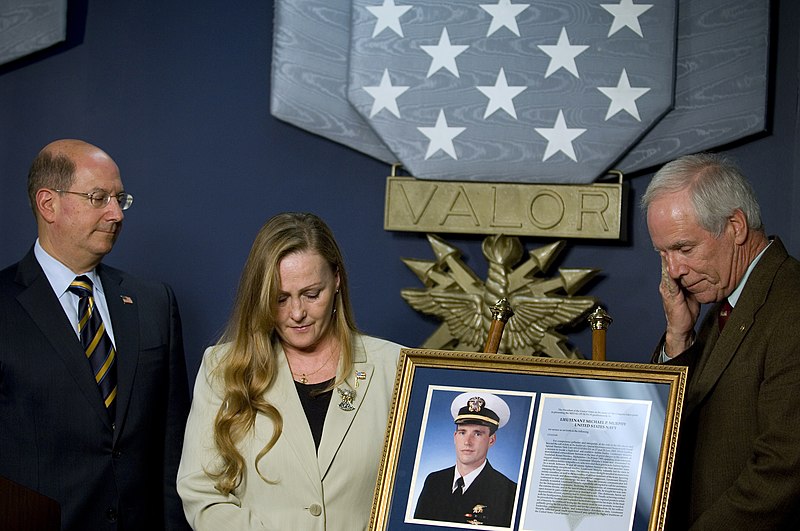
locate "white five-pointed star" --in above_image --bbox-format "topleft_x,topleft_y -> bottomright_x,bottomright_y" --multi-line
534,110 -> 586,162
538,27 -> 589,78
480,0 -> 530,37
420,28 -> 469,78
363,69 -> 410,118
476,68 -> 527,119
601,0 -> 654,38
417,110 -> 466,160
597,69 -> 651,120
366,0 -> 412,38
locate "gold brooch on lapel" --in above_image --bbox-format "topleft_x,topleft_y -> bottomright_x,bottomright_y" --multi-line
337,386 -> 356,411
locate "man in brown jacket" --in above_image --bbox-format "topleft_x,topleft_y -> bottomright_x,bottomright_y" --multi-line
641,152 -> 800,530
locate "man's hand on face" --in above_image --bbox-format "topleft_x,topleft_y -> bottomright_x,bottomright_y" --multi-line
659,257 -> 700,357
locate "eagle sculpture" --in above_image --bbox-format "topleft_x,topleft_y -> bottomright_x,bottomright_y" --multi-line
401,234 -> 598,358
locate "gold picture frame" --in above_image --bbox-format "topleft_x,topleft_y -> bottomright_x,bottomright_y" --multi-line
370,349 -> 686,531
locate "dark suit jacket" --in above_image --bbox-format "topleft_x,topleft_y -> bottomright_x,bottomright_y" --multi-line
414,461 -> 517,527
658,237 -> 800,530
0,249 -> 191,530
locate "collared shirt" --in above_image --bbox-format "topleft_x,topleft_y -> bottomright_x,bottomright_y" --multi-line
726,240 -> 770,308
452,460 -> 488,493
34,239 -> 117,345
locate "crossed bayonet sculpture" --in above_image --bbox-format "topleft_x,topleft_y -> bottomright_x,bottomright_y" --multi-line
402,234 -> 601,359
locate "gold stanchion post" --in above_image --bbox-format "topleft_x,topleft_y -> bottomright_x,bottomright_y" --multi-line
588,306 -> 613,361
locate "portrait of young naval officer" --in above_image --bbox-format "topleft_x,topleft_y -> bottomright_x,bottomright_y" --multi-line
413,391 -> 519,528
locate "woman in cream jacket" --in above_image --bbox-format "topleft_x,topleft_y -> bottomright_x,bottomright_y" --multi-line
177,213 -> 403,530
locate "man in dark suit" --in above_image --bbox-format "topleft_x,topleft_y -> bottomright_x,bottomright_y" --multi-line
414,392 -> 517,527
0,139 -> 191,530
642,153 -> 800,530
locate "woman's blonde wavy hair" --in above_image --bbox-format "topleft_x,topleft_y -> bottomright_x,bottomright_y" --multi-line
208,212 -> 357,495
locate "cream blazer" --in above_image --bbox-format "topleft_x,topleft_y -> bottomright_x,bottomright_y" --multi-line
177,334 -> 403,530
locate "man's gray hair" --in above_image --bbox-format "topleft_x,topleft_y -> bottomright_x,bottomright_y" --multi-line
640,152 -> 763,237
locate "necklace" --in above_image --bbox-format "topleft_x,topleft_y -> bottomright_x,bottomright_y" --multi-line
287,349 -> 337,384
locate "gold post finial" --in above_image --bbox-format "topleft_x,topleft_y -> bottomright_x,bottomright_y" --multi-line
490,298 -> 514,323
484,298 -> 514,354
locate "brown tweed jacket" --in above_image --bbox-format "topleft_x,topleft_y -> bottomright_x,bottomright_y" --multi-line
658,237 -> 800,530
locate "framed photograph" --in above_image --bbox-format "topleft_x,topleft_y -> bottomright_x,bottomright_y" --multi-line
370,349 -> 687,531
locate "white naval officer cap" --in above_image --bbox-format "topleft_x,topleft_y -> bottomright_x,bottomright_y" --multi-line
450,391 -> 510,433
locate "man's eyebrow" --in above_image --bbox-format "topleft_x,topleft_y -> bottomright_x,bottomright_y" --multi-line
668,240 -> 694,250
655,239 -> 693,252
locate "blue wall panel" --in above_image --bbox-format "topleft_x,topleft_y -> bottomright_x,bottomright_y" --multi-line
0,1 -> 797,386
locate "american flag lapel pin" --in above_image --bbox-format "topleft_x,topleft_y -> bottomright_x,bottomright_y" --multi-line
121,295 -> 133,304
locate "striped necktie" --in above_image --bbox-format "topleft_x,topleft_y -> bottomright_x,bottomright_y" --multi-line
69,276 -> 117,418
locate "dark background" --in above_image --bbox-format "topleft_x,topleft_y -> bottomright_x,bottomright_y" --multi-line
1,1 -> 797,387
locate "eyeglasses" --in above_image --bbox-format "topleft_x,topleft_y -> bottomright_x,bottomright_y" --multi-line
54,189 -> 134,210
